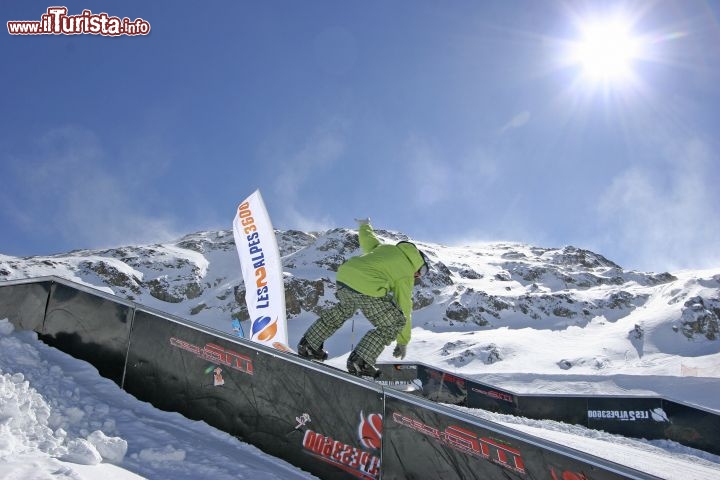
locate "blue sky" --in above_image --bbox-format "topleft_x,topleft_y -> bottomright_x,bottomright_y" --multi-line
2,1 -> 719,272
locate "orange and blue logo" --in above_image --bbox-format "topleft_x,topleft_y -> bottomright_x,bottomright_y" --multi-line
251,315 -> 278,342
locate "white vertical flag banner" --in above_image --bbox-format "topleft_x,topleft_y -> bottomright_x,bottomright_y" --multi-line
232,189 -> 290,351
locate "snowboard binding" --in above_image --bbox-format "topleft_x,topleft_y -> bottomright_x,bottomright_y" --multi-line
346,351 -> 380,379
297,337 -> 329,361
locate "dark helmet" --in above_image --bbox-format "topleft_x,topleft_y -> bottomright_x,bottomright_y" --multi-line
417,249 -> 430,276
396,241 -> 430,276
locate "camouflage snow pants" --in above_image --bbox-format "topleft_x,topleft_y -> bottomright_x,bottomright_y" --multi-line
303,284 -> 406,365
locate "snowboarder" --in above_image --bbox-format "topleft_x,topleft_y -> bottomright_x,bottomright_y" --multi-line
297,218 -> 429,377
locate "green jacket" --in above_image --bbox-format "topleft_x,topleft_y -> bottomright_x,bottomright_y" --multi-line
336,224 -> 426,345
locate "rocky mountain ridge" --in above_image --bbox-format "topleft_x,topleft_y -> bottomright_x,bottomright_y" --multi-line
1,228 -> 718,354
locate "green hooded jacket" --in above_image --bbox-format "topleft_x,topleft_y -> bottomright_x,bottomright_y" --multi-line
336,223 -> 426,345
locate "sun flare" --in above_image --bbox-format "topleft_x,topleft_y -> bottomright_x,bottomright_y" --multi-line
569,17 -> 643,84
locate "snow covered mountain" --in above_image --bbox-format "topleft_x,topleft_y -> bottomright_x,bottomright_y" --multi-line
1,227 -> 719,408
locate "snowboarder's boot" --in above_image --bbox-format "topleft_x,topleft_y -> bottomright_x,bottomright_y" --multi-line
346,351 -> 380,379
297,337 -> 328,361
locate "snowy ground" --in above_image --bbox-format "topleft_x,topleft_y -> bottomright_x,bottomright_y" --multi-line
2,317 -> 720,480
0,319 -> 317,480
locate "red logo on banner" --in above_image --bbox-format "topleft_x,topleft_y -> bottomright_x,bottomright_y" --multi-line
358,411 -> 383,450
392,412 -> 526,474
550,466 -> 589,480
170,337 -> 253,375
300,410 -> 383,479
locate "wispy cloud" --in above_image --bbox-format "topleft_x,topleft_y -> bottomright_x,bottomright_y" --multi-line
270,119 -> 347,229
403,136 -> 450,207
3,126 -> 181,252
499,111 -> 531,134
596,137 -> 720,271
402,135 -> 499,207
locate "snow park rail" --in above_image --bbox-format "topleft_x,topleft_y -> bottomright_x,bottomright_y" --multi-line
0,277 -> 706,479
375,363 -> 720,457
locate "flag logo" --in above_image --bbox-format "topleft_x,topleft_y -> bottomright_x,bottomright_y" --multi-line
251,315 -> 278,342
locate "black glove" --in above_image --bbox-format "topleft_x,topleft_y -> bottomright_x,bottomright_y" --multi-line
392,343 -> 407,360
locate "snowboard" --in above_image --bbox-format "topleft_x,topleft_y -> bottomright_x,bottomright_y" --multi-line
274,341 -> 382,381
277,343 -> 422,392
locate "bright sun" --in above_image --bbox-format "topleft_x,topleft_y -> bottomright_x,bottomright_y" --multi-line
569,18 -> 642,84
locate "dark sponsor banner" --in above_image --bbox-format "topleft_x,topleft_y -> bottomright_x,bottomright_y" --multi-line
418,365 -> 468,405
282,359 -> 384,479
41,282 -> 132,386
125,310 -> 263,436
383,395 -> 526,479
658,400 -> 720,456
519,395 -> 589,426
125,309 -> 384,479
382,394 -> 634,480
299,407 -> 383,479
467,380 -> 519,415
275,341 -> 387,478
0,280 -> 51,332
587,397 -> 668,439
